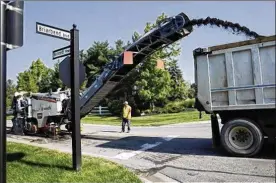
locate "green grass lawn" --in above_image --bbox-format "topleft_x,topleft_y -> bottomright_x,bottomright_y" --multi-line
82,110 -> 210,126
7,142 -> 141,183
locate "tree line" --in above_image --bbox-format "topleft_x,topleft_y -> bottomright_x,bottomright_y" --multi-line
6,13 -> 196,116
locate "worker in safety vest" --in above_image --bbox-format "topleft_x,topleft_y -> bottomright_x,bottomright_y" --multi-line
121,101 -> 132,133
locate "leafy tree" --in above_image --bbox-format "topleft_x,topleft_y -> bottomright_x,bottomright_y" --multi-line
6,79 -> 17,107
29,59 -> 53,92
135,58 -> 171,110
17,59 -> 56,93
188,83 -> 196,99
167,59 -> 189,100
17,70 -> 39,92
82,41 -> 115,87
49,62 -> 64,92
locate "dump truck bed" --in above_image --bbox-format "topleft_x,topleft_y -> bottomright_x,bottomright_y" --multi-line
194,35 -> 276,112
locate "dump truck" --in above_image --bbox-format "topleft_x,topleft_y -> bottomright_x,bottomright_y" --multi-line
194,35 -> 276,157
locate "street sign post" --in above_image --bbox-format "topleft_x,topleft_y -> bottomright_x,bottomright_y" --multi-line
53,45 -> 70,60
1,1 -> 24,183
70,24 -> 82,171
36,22 -> 82,172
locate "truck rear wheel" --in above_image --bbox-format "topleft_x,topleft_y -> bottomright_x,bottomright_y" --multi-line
221,118 -> 264,157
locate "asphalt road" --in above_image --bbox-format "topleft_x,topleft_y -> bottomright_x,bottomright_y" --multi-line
6,120 -> 276,182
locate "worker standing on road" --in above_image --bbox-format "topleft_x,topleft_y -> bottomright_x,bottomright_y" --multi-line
121,101 -> 132,133
11,92 -> 26,135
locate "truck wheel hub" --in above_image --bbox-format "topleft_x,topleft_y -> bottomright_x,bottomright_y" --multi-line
229,126 -> 254,150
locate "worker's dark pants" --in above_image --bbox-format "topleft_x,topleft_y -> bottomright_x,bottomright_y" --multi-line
122,118 -> 130,132
12,117 -> 25,135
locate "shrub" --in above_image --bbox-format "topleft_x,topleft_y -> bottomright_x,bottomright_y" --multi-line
155,100 -> 185,114
108,100 -> 123,116
107,99 -> 141,117
108,98 -> 196,116
154,98 -> 195,114
183,98 -> 195,108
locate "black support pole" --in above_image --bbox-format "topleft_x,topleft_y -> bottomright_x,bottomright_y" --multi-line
0,2 -> 7,183
70,24 -> 81,171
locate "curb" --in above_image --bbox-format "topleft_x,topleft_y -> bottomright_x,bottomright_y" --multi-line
140,172 -> 179,183
152,172 -> 179,183
139,176 -> 153,183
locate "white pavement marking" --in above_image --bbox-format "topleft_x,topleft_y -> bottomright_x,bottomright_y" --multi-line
162,135 -> 179,141
114,135 -> 178,160
114,142 -> 162,160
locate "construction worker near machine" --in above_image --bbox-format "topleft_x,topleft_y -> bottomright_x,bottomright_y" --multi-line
11,91 -> 27,134
121,101 -> 132,133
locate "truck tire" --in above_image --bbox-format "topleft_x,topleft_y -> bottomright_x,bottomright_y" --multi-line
221,118 -> 264,157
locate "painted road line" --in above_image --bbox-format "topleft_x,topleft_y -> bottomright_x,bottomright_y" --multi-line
162,135 -> 179,141
114,135 -> 179,160
114,142 -> 162,160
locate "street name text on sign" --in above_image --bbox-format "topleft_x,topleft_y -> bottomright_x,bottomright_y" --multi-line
53,45 -> 70,60
36,22 -> 71,41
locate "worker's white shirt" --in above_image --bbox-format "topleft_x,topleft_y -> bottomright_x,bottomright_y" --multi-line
16,97 -> 24,112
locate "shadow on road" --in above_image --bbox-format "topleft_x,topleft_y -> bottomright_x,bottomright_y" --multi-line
101,130 -> 121,133
92,136 -> 275,160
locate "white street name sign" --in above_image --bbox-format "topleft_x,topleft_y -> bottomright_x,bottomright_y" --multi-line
36,22 -> 71,41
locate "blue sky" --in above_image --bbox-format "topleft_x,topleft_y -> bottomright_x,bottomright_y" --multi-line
7,1 -> 275,83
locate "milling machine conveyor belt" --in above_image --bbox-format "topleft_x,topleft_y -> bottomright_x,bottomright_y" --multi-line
79,12 -> 193,118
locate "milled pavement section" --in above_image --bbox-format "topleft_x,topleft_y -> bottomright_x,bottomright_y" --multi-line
6,120 -> 276,182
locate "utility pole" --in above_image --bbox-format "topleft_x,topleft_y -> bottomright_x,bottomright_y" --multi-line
0,1 -> 24,183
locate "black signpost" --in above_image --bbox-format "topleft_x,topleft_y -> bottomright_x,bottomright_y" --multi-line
36,22 -> 82,171
70,25 -> 82,171
0,1 -> 24,183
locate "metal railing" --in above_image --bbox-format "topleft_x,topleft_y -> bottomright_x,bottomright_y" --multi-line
90,106 -> 111,116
